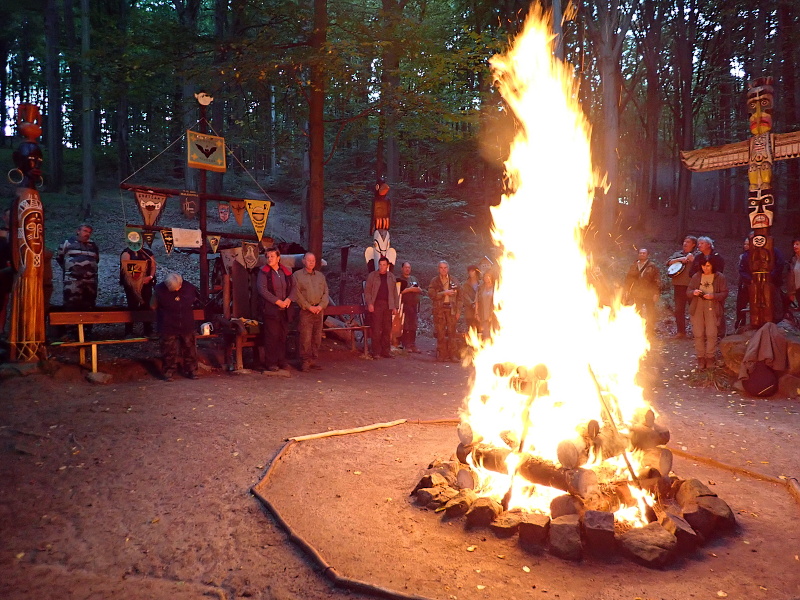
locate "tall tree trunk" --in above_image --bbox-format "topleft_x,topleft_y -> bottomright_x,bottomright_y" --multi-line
63,0 -> 81,147
0,36 -> 10,147
115,0 -> 131,182
778,0 -> 799,219
45,0 -> 65,192
80,0 -> 94,217
584,0 -> 636,241
306,0 -> 326,259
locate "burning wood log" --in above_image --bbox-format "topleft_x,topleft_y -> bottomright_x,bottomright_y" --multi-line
470,444 -> 598,498
637,447 -> 674,479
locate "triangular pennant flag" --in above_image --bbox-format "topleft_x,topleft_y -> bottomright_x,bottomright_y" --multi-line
220,247 -> 243,274
142,231 -> 156,248
135,191 -> 168,227
245,199 -> 272,240
229,200 -> 245,226
207,235 -> 220,254
218,202 -> 231,222
187,130 -> 227,172
161,228 -> 174,254
242,241 -> 259,270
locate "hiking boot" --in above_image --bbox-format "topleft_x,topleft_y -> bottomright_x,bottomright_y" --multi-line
186,372 -> 199,380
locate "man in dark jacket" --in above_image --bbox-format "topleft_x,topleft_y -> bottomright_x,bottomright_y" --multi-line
151,272 -> 200,381
257,246 -> 294,371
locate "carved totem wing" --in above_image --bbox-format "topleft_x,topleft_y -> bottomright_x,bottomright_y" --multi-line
773,131 -> 800,162
680,140 -> 750,172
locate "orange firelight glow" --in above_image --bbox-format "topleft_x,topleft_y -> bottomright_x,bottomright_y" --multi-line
460,8 -> 655,526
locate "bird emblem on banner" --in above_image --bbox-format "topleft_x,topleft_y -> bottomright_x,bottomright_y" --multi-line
187,130 -> 226,172
218,202 -> 231,222
244,199 -> 272,240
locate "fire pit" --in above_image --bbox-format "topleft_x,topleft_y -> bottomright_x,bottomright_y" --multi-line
411,8 -> 735,568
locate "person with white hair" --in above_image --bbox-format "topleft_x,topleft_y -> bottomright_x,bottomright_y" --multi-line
151,272 -> 200,381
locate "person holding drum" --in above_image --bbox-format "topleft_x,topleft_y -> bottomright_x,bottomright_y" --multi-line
666,235 -> 697,338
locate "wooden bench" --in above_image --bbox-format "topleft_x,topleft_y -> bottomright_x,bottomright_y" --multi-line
323,304 -> 370,357
49,309 -> 207,373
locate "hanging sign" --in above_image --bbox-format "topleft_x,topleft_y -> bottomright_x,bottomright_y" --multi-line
229,200 -> 246,226
245,199 -> 272,241
180,190 -> 199,217
125,227 -> 143,252
135,191 -> 167,227
171,228 -> 202,248
161,229 -> 174,254
218,202 -> 231,223
142,231 -> 156,248
187,130 -> 226,172
207,235 -> 221,254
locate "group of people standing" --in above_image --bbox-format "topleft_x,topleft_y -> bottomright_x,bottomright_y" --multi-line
364,258 -> 497,363
663,233 -> 800,370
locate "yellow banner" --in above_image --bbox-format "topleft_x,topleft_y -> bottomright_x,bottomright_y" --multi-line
245,199 -> 272,241
187,130 -> 226,172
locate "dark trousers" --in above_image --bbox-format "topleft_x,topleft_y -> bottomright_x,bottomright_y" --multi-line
123,284 -> 154,335
298,309 -> 323,364
263,315 -> 289,368
401,303 -> 418,348
673,285 -> 688,334
634,296 -> 657,335
160,333 -> 198,375
371,300 -> 392,356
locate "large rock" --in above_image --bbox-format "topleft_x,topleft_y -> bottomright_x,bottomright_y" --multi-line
582,510 -> 616,557
722,329 -> 800,380
719,332 -> 751,374
675,478 -> 716,507
548,514 -> 582,561
618,522 -> 677,568
518,513 -> 550,551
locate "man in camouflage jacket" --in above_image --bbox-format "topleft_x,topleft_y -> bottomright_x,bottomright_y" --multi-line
56,224 -> 100,311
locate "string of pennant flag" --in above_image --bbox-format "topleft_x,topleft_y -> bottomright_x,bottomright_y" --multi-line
130,189 -> 272,254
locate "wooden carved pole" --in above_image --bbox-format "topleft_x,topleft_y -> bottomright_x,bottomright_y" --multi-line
8,104 -> 46,362
681,77 -> 800,327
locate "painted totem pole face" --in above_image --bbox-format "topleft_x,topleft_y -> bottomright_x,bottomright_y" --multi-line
747,79 -> 774,135
748,189 -> 775,229
17,191 -> 44,267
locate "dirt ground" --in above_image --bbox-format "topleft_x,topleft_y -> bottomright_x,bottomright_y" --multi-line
1,330 -> 799,600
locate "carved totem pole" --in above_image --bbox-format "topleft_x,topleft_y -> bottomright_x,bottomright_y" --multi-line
364,177 -> 396,271
681,77 -> 800,328
7,104 -> 46,362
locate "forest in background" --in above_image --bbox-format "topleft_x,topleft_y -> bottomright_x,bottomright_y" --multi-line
3,0 -> 800,249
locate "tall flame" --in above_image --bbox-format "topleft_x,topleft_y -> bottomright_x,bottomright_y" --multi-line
461,8 -> 652,523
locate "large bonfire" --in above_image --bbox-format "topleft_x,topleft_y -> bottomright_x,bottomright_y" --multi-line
459,6 -> 654,526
